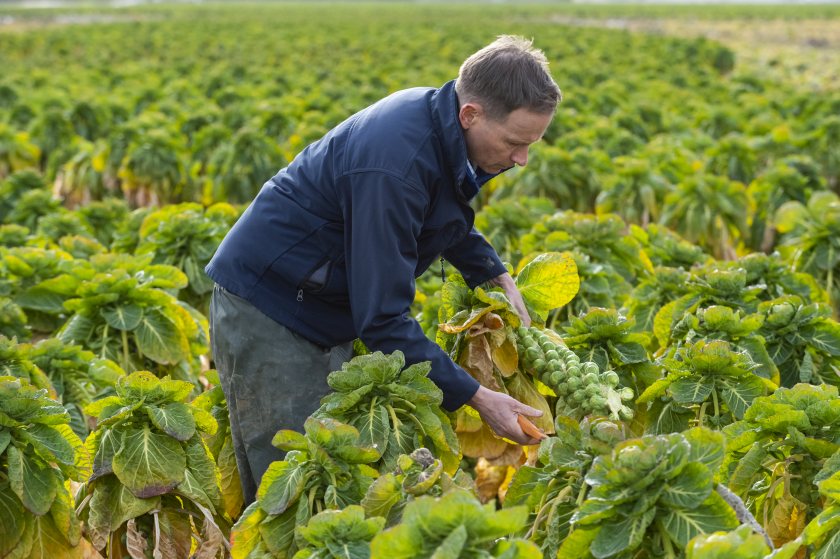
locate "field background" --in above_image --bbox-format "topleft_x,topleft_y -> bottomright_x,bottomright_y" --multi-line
2,2 -> 840,558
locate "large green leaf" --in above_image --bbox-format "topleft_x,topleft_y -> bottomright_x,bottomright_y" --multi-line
7,446 -> 61,516
19,423 -> 74,466
100,303 -> 143,331
361,473 -> 402,522
15,286 -> 67,314
659,463 -> 713,509
259,505 -> 299,557
590,508 -> 656,559
112,426 -> 186,498
0,429 -> 10,456
671,377 -> 714,404
718,376 -> 765,419
183,437 -> 222,511
257,457 -> 307,516
218,436 -> 244,520
645,400 -> 692,435
135,309 -> 188,365
430,523 -> 468,557
271,430 -> 308,452
809,322 -> 840,357
684,427 -> 725,474
503,466 -> 549,510
515,252 -> 580,319
0,481 -> 25,556
91,428 -> 121,480
145,402 -> 196,441
351,403 -> 390,456
661,492 -> 738,547
557,526 -> 597,559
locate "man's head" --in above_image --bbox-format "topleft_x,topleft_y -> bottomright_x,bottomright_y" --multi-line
455,36 -> 561,173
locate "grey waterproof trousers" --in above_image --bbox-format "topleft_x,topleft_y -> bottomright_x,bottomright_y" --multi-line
208,284 -> 352,505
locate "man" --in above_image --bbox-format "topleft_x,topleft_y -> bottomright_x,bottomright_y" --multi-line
206,35 -> 562,504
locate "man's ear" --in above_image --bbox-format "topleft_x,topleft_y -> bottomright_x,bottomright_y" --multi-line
458,103 -> 483,129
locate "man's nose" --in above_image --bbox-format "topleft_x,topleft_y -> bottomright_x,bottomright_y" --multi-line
512,146 -> 529,167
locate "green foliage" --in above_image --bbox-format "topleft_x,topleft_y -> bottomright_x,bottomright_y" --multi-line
660,174 -> 749,259
231,417 -> 379,559
78,370 -> 226,557
775,191 -> 840,314
757,296 -> 840,388
561,307 -> 658,393
685,525 -> 771,559
0,245 -> 78,334
630,223 -> 710,271
369,489 -> 540,559
639,340 -> 776,432
505,417 -> 627,559
192,370 -> 245,520
0,335 -> 55,395
722,384 -> 840,546
474,196 -> 557,264
667,305 -> 779,385
565,428 -> 737,558
25,338 -> 124,437
0,375 -> 91,558
315,351 -> 460,474
362,448 -> 475,527
135,202 -> 233,310
57,254 -> 206,380
293,505 -> 385,559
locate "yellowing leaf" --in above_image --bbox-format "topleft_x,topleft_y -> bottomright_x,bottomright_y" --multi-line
515,252 -> 579,319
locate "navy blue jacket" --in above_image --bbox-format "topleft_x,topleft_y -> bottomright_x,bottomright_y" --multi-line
206,80 -> 508,411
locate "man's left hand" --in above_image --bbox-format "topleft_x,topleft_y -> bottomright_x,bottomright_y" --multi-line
487,272 -> 531,327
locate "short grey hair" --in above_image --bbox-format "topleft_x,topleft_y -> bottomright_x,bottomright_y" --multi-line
455,35 -> 562,121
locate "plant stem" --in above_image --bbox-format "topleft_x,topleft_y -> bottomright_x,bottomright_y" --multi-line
712,387 -> 720,420
526,478 -> 562,539
122,328 -> 130,372
658,519 -> 676,559
100,323 -> 109,359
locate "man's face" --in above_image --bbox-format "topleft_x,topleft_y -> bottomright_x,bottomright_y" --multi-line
459,104 -> 553,174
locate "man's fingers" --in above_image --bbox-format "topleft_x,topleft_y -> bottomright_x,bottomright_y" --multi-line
515,404 -> 543,417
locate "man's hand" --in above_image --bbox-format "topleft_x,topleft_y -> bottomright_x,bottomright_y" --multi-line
487,272 -> 531,327
468,385 -> 543,445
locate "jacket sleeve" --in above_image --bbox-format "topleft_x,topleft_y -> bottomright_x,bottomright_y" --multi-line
442,227 -> 507,289
339,171 -> 480,411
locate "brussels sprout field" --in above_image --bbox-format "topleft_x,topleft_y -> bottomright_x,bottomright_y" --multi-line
2,2 -> 840,558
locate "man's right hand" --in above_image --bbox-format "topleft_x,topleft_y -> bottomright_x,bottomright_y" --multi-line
467,385 -> 544,445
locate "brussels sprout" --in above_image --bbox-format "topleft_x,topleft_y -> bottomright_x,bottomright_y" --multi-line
533,358 -> 546,374
583,372 -> 599,385
545,349 -> 559,361
566,355 -> 580,366
603,371 -> 620,387
583,362 -> 600,376
525,347 -> 542,362
572,389 -> 587,404
585,383 -> 601,397
550,370 -> 565,386
567,377 -> 582,391
566,366 -> 581,378
620,387 -> 634,401
589,395 -> 607,408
